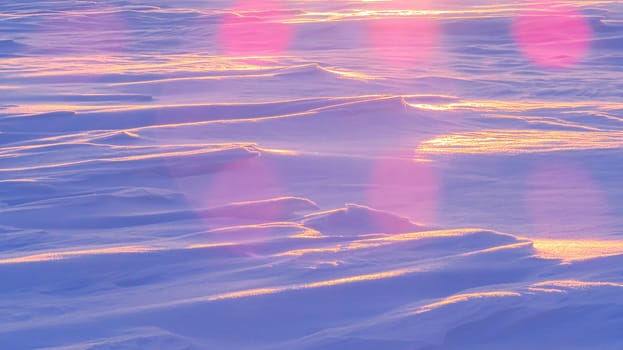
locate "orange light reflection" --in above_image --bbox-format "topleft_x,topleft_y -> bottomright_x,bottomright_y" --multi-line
533,239 -> 623,263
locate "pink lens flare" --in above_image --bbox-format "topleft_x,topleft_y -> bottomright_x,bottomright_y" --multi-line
219,0 -> 294,56
366,1 -> 441,68
367,0 -> 436,13
169,154 -> 289,258
367,153 -> 440,227
512,4 -> 592,68
184,157 -> 285,221
524,161 -> 612,238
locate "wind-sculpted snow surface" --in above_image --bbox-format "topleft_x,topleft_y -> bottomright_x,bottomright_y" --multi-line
1,0 -> 623,349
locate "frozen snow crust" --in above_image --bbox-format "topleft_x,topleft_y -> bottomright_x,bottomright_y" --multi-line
2,0 -> 623,349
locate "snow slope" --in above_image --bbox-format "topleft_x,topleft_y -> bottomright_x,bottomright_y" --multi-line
1,0 -> 623,349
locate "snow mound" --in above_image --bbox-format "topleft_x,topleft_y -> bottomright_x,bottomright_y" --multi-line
302,203 -> 421,235
317,281 -> 623,350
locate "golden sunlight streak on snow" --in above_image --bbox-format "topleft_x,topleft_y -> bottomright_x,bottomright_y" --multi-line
417,130 -> 623,155
533,239 -> 623,263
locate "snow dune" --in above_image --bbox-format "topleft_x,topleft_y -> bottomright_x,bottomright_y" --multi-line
1,0 -> 623,349
2,214 -> 623,349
